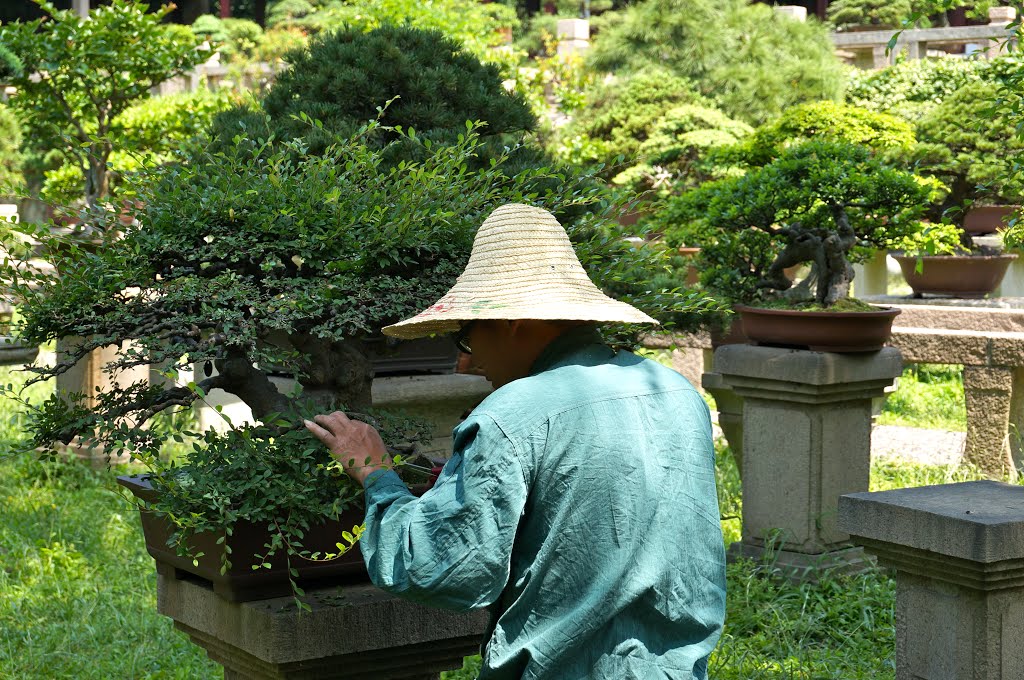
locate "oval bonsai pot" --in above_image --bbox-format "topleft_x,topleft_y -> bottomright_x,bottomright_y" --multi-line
734,305 -> 901,353
963,205 -> 1020,236
118,472 -> 437,602
893,253 -> 1017,298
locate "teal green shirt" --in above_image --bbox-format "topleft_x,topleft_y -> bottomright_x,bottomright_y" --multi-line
362,327 -> 726,679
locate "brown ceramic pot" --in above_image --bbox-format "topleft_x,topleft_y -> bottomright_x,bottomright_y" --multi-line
963,205 -> 1020,236
118,473 -> 436,602
893,254 -> 1017,298
735,305 -> 901,353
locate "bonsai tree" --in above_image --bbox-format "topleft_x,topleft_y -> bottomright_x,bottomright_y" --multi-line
0,43 -> 23,83
610,104 -> 752,199
653,141 -> 932,307
0,123 -> 719,598
909,80 -> 1024,224
586,0 -> 846,125
0,0 -> 207,209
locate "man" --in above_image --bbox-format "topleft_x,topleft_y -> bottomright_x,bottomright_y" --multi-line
305,203 -> 726,679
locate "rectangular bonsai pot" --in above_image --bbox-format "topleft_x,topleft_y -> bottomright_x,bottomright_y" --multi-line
118,474 -> 403,602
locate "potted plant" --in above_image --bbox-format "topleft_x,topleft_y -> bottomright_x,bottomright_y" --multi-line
892,221 -> 1018,298
653,140 -> 933,351
909,81 -> 1024,237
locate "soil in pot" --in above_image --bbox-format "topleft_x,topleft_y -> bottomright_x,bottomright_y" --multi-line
118,470 -> 440,602
893,253 -> 1017,298
735,304 -> 901,353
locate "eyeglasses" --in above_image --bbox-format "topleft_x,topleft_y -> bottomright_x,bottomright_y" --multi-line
454,321 -> 475,355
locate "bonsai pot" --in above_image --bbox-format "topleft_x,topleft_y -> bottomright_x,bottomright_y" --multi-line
118,472 -> 438,602
734,305 -> 901,353
963,205 -> 1020,236
677,246 -> 701,286
893,253 -> 1017,298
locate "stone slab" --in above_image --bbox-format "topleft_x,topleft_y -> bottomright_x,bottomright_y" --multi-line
713,345 -> 903,386
878,303 -> 1024,333
728,542 -> 874,581
158,574 -> 489,669
839,481 -> 1024,563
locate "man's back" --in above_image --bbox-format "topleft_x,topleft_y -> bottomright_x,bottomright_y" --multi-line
361,328 -> 726,679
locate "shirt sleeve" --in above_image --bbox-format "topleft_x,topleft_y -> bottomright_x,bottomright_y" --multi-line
359,414 -> 530,611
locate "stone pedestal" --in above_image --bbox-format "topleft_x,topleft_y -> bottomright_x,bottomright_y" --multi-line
158,574 -> 489,679
840,481 -> 1024,680
712,345 -> 902,578
556,18 -> 589,57
852,250 -> 889,297
701,371 -> 743,474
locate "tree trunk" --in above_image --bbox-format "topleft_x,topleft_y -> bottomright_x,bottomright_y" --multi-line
290,335 -> 374,413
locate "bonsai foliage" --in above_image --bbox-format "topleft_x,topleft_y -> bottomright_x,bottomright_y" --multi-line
0,43 -> 23,82
213,25 -> 535,160
735,101 -> 915,167
910,80 -> 1024,221
827,0 -> 913,30
1,124 -> 719,597
552,69 -> 708,174
0,0 -> 206,208
657,142 -> 931,306
586,0 -> 845,125
611,105 -> 753,198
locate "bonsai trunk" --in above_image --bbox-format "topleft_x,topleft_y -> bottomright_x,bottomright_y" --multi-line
817,210 -> 858,306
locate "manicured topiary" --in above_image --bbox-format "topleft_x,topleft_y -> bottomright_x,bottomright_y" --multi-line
0,43 -> 23,82
0,103 -> 22,197
826,0 -> 912,30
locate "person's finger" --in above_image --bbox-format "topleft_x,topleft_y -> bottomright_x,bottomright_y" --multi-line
304,418 -> 333,441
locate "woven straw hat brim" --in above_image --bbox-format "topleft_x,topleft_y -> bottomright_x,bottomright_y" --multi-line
382,203 -> 658,339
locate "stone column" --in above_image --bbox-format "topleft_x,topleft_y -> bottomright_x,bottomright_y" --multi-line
853,250 -> 889,297
701,371 -> 743,475
158,574 -> 489,679
840,481 -> 1024,680
556,18 -> 589,57
963,365 -> 1017,478
713,345 -> 902,578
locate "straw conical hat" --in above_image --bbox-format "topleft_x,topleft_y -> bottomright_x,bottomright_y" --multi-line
382,203 -> 658,339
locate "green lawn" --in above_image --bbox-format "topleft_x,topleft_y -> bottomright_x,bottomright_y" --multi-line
0,364 -> 987,679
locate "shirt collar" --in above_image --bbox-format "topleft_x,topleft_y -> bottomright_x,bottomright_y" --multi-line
529,325 -> 610,376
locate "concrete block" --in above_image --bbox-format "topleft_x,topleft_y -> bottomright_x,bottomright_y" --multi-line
773,5 -> 807,21
841,482 -> 1024,680
158,574 -> 489,679
556,18 -> 589,40
715,346 -> 900,572
887,327 -> 991,365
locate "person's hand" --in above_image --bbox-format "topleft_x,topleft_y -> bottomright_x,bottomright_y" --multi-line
304,411 -> 391,486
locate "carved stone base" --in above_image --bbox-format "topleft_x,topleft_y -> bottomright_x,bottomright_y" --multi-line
157,574 -> 489,679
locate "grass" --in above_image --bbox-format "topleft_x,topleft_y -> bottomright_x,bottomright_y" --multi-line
0,363 -> 987,679
877,363 -> 966,432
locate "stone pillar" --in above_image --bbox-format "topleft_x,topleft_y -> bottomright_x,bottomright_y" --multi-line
963,365 -> 1018,479
158,574 -> 489,679
840,481 -> 1024,680
713,345 -> 902,578
774,5 -> 807,21
701,371 -> 743,475
987,7 -> 1016,58
853,250 -> 889,297
556,18 -> 589,57
872,44 -> 891,69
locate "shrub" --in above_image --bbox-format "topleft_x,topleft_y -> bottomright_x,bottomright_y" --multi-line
552,69 -> 707,172
586,0 -> 845,125
611,105 -> 752,198
190,15 -> 265,62
40,89 -> 239,206
845,56 -> 989,122
0,103 -> 22,197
